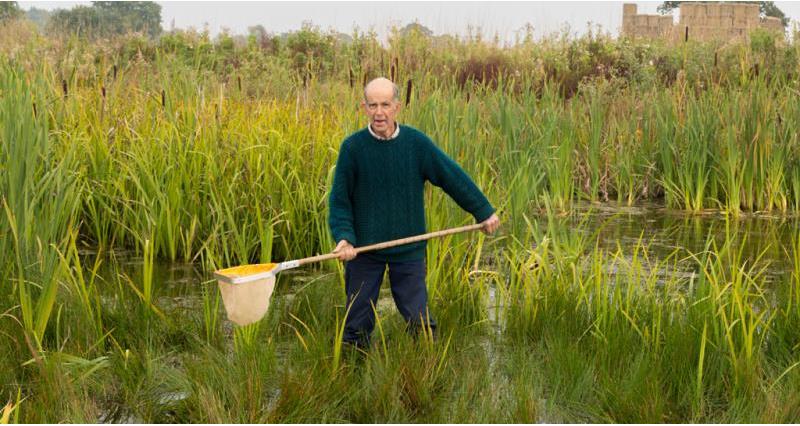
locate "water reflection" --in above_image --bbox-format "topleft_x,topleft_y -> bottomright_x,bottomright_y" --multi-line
89,203 -> 799,308
564,202 -> 796,282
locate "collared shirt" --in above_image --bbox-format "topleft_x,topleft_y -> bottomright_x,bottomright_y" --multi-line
367,122 -> 400,141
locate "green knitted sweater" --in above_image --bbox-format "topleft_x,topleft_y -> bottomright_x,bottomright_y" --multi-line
328,125 -> 495,261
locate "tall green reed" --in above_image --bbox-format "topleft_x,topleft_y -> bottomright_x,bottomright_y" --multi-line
0,62 -> 81,348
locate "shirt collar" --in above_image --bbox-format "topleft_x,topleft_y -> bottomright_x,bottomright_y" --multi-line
368,122 -> 400,141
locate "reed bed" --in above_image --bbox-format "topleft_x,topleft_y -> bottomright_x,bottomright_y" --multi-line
1,23 -> 800,422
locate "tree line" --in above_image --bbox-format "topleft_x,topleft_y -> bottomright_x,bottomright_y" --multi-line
1,1 -> 162,38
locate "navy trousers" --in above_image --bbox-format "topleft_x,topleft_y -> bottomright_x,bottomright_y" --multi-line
343,254 -> 436,347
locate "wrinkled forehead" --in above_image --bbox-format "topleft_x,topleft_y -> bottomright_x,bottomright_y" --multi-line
363,84 -> 396,103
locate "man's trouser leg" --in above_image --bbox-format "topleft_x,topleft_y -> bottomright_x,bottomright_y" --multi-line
387,259 -> 437,337
343,255 -> 385,347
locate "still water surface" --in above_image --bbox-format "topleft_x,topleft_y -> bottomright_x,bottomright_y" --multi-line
94,203 -> 800,317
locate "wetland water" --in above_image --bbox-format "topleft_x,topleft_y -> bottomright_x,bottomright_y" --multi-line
101,203 -> 798,321
81,203 -> 800,422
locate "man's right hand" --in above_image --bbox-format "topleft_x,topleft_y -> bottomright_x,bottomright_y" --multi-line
333,240 -> 357,261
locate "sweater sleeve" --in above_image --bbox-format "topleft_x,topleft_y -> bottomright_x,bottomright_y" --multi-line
420,134 -> 495,223
328,141 -> 357,245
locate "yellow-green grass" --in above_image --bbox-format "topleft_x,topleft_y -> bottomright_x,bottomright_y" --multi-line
2,26 -> 800,422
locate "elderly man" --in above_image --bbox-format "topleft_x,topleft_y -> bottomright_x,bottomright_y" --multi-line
329,77 -> 499,348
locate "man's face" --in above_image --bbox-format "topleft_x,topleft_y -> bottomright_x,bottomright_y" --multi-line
362,84 -> 400,137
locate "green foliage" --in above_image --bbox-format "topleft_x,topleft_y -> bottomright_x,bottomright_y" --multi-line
750,27 -> 778,59
47,1 -> 161,39
0,62 -> 81,348
47,6 -> 101,37
3,25 -> 800,423
0,1 -> 21,21
760,1 -> 789,27
24,7 -> 51,30
282,22 -> 338,80
93,1 -> 161,37
657,1 -> 682,15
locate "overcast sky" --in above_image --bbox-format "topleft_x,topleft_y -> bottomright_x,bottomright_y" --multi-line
18,1 -> 800,43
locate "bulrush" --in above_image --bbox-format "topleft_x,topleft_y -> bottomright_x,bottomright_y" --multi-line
390,57 -> 398,82
349,66 -> 354,88
405,78 -> 413,106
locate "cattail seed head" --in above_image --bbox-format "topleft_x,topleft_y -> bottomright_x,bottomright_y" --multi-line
405,78 -> 413,107
349,67 -> 354,88
391,57 -> 398,82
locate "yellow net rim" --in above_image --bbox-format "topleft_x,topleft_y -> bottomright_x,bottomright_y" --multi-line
215,263 -> 277,281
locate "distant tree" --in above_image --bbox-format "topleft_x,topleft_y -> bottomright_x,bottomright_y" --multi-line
25,7 -> 52,30
248,24 -> 267,42
339,32 -> 354,43
93,1 -> 162,38
399,22 -> 434,37
658,1 -> 789,27
248,25 -> 286,53
0,1 -> 22,21
656,1 -> 680,14
759,1 -> 789,27
48,6 -> 100,37
46,1 -> 161,38
283,22 -> 337,78
247,24 -> 271,51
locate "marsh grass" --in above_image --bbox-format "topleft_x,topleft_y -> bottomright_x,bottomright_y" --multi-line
3,27 -> 800,423
1,62 -> 81,352
6,210 -> 800,422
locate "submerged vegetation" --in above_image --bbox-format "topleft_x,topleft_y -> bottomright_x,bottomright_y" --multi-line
1,15 -> 800,422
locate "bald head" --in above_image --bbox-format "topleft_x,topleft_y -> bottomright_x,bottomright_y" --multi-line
361,77 -> 401,139
364,77 -> 400,102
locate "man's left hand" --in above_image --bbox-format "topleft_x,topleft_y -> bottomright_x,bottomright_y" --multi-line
480,213 -> 500,235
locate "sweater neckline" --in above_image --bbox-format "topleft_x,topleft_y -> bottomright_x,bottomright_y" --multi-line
367,123 -> 401,142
